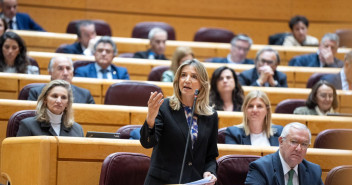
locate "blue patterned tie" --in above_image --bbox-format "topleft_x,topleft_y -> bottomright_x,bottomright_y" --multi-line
184,106 -> 198,149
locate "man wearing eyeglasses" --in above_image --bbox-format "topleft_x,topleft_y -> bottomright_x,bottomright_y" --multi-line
74,36 -> 130,80
245,122 -> 323,185
210,34 -> 254,64
289,33 -> 343,68
238,47 -> 288,87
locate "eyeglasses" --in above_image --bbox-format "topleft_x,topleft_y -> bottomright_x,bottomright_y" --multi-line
285,138 -> 310,149
96,48 -> 113,54
258,59 -> 275,66
233,45 -> 250,52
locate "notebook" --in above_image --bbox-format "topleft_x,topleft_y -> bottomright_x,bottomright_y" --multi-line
86,131 -> 120,139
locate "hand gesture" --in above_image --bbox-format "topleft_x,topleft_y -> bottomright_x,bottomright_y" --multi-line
319,47 -> 334,65
146,91 -> 164,128
257,65 -> 274,85
203,171 -> 217,185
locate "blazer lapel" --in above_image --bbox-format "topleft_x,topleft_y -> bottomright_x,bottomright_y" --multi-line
89,63 -> 98,78
242,134 -> 251,145
60,123 -> 72,136
110,65 -> 118,79
192,114 -> 204,153
298,162 -> 308,185
273,151 -> 285,185
40,122 -> 57,136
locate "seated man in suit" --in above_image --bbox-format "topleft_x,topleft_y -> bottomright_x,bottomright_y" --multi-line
133,27 -> 168,60
210,34 -> 254,64
321,51 -> 352,90
28,56 -> 95,104
238,47 -> 288,87
245,122 -> 323,185
289,33 -> 344,68
57,20 -> 97,55
74,36 -> 130,80
0,0 -> 45,31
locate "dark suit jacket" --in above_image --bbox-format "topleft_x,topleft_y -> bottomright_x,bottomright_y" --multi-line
225,125 -> 283,146
289,53 -> 343,68
28,84 -> 95,104
238,67 -> 288,87
0,12 -> 45,31
140,98 -> 218,184
245,150 -> 323,185
17,117 -> 84,137
321,72 -> 343,90
133,49 -> 168,60
57,42 -> 83,55
74,63 -> 130,80
211,57 -> 254,64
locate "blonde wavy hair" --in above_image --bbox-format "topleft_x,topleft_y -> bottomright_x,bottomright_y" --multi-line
36,80 -> 74,128
237,90 -> 273,138
169,59 -> 213,116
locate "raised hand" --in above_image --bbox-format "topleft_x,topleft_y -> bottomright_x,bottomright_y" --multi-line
146,91 -> 164,128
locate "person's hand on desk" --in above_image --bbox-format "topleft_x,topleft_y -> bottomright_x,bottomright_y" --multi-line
146,91 -> 164,128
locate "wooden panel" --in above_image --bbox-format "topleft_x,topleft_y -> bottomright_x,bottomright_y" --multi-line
57,161 -> 101,185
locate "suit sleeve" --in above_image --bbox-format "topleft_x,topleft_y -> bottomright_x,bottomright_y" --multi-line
74,67 -> 86,77
245,162 -> 268,185
277,73 -> 288,87
133,52 -> 145,59
87,91 -> 95,104
28,88 -> 39,101
140,105 -> 164,148
288,57 -> 299,66
238,73 -> 248,86
225,127 -> 241,144
16,120 -> 33,136
121,68 -> 130,80
204,111 -> 219,176
28,17 -> 45,31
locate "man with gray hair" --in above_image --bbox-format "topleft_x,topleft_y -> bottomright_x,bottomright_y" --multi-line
133,27 -> 168,60
74,36 -> 130,79
211,34 -> 254,64
245,122 -> 324,185
28,56 -> 95,104
238,47 -> 288,87
289,33 -> 344,67
321,51 -> 352,90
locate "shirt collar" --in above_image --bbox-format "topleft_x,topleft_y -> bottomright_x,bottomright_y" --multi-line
341,68 -> 349,90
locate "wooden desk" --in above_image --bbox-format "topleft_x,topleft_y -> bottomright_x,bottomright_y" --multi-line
2,136 -> 352,184
17,30 -> 350,66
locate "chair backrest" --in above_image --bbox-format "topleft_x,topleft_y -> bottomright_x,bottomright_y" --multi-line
99,152 -> 150,185
274,99 -> 306,114
314,129 -> 352,150
268,32 -> 291,45
193,27 -> 235,43
132,22 -> 176,40
7,110 -> 36,137
217,155 -> 261,185
73,60 -> 95,74
306,73 -> 328,88
116,125 -> 142,139
118,53 -> 134,58
218,127 -> 227,144
66,19 -> 112,36
325,165 -> 352,185
18,83 -> 46,100
147,66 -> 170,81
104,81 -> 163,106
336,29 -> 352,48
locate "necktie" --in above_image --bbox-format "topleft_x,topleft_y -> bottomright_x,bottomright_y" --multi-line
101,69 -> 108,79
184,106 -> 198,149
287,169 -> 294,185
8,20 -> 13,29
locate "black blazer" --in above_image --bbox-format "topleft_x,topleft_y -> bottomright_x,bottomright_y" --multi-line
225,125 -> 283,146
140,98 -> 219,184
238,67 -> 288,87
28,84 -> 95,104
245,150 -> 323,185
133,49 -> 168,60
17,117 -> 84,137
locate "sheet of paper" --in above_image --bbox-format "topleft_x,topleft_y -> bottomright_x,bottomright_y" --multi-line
185,176 -> 212,185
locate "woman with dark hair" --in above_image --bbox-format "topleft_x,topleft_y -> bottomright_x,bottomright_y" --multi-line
294,80 -> 338,115
17,80 -> 83,137
210,66 -> 244,111
0,31 -> 38,74
0,18 -> 8,35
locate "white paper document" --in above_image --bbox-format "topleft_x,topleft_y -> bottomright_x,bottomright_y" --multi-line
185,176 -> 212,184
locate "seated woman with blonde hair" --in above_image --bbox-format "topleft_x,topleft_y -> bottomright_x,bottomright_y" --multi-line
225,90 -> 283,146
17,80 -> 83,137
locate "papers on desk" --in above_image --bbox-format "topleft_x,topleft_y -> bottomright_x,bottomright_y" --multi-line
185,176 -> 212,184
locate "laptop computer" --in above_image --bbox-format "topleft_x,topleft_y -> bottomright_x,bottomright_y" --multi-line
86,131 -> 120,139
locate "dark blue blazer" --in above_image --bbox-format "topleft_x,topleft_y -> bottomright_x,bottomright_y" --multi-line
225,125 -> 283,146
133,49 -> 168,60
289,53 -> 343,68
130,128 -> 141,139
74,63 -> 130,80
238,67 -> 288,87
28,84 -> 95,104
58,42 -> 83,55
321,72 -> 343,90
245,151 -> 323,185
9,12 -> 45,31
210,57 -> 254,64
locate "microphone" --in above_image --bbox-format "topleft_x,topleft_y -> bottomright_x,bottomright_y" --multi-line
179,89 -> 199,184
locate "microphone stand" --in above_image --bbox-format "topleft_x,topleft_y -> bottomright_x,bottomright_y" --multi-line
179,89 -> 199,184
